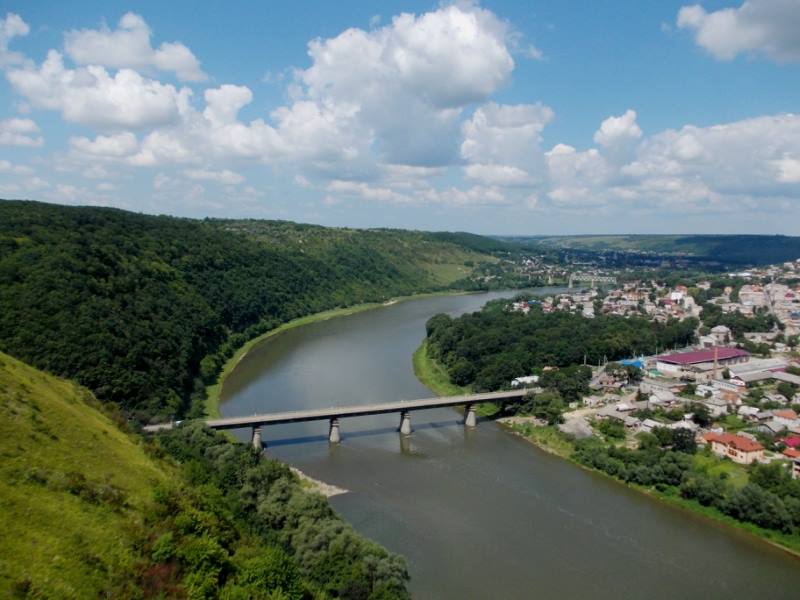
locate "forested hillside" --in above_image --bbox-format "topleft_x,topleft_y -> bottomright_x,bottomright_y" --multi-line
0,200 -> 493,421
425,300 -> 697,391
513,234 -> 800,266
0,350 -> 408,598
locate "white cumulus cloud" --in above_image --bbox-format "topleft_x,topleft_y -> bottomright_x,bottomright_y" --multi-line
593,109 -> 642,147
295,2 -> 516,166
70,132 -> 139,157
677,0 -> 800,62
0,13 -> 29,67
64,12 -> 206,81
0,117 -> 43,146
7,50 -> 192,129
184,168 -> 245,185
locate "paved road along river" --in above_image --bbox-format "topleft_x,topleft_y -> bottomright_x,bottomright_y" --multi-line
220,290 -> 800,599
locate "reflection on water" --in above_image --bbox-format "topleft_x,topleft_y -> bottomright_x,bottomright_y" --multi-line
222,290 -> 800,599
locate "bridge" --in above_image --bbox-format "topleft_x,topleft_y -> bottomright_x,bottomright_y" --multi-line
568,273 -> 617,289
144,389 -> 530,449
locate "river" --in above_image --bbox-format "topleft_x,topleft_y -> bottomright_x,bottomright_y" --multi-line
220,290 -> 800,599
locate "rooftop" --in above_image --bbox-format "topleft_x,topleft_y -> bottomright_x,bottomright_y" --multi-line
657,347 -> 749,366
774,410 -> 798,420
703,432 -> 764,453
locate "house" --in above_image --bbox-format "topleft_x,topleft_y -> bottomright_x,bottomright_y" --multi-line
623,416 -> 641,430
737,405 -> 760,420
696,384 -> 716,398
703,432 -> 765,464
668,418 -> 698,432
710,325 -> 732,344
649,390 -> 676,406
511,375 -> 539,388
640,378 -> 684,395
783,436 -> 800,449
699,396 -> 729,417
640,418 -> 663,434
757,420 -> 787,435
773,409 -> 799,429
765,392 -> 789,405
590,372 -> 625,392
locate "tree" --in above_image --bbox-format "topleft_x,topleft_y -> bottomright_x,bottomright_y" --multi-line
671,428 -> 697,454
690,403 -> 712,428
725,484 -> 792,532
597,418 -> 626,440
750,462 -> 792,495
234,549 -> 304,600
777,382 -> 798,401
530,391 -> 565,425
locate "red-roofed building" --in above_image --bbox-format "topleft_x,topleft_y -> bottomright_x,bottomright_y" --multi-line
784,436 -> 800,449
703,432 -> 764,464
783,448 -> 800,459
656,347 -> 750,379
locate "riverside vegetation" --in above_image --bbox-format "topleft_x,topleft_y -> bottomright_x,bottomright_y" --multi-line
420,301 -> 800,555
0,200 -> 510,597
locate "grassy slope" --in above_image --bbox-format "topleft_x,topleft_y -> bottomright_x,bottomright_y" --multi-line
0,350 -> 169,597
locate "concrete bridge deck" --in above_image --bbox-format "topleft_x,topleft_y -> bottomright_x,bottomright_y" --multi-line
144,389 -> 530,447
204,389 -> 528,429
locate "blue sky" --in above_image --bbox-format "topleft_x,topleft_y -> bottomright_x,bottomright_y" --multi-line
1,1 -> 799,234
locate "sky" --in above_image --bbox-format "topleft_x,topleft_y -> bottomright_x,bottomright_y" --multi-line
0,0 -> 799,235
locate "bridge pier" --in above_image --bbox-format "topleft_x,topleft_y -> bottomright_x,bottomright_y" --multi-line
251,426 -> 263,451
329,418 -> 341,444
399,411 -> 412,436
464,404 -> 477,427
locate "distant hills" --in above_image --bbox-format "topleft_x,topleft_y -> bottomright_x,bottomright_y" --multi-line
501,234 -> 800,266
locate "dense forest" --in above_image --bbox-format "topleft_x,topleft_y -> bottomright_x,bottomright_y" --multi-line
425,301 -> 697,391
0,201 -> 494,421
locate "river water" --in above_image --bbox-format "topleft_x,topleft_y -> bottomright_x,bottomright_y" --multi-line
221,290 -> 800,599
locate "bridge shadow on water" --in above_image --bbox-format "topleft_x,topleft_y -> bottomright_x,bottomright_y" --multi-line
262,417 -> 487,448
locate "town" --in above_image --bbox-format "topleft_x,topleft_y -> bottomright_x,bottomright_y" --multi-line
508,257 -> 800,477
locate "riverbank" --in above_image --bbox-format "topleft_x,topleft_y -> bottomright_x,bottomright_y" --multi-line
412,343 -> 800,559
206,290 -> 474,418
512,420 -> 800,557
412,340 -> 466,397
412,341 -> 500,417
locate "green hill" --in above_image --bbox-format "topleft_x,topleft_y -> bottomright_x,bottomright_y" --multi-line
510,234 -> 800,266
0,200 -> 495,421
0,350 -> 168,596
0,350 -> 409,598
